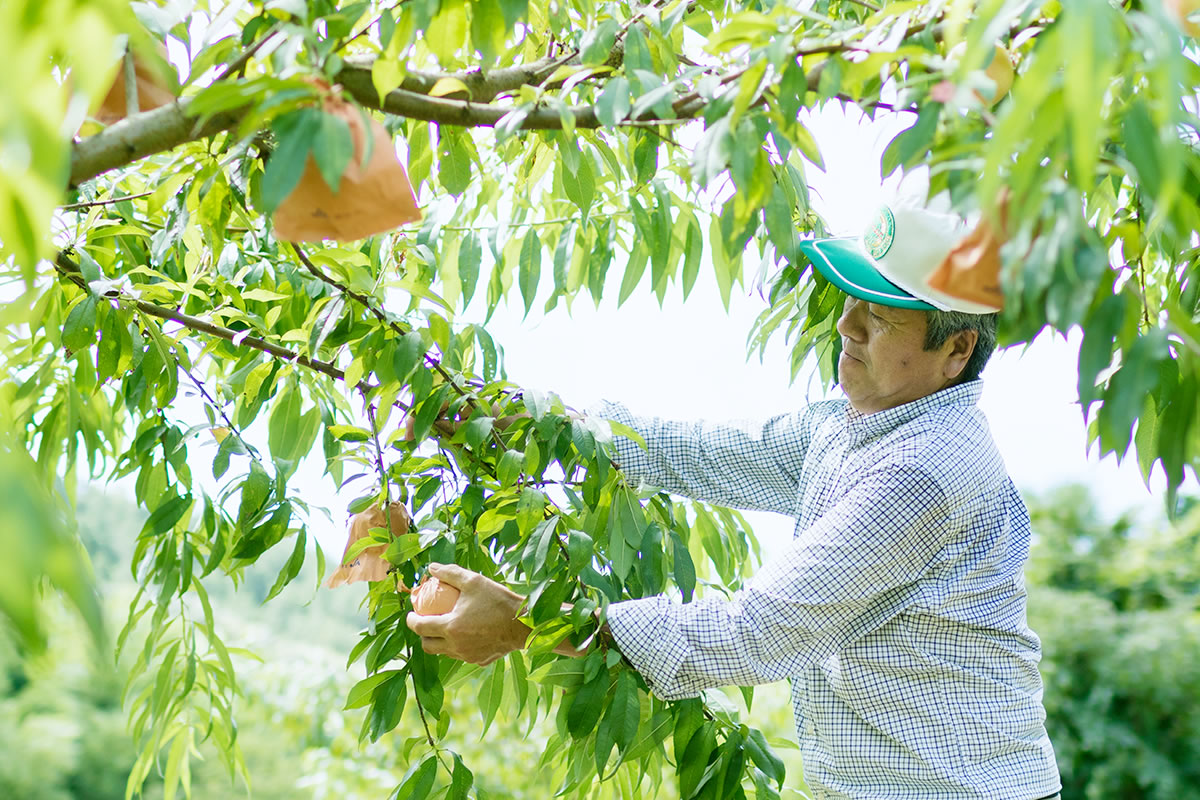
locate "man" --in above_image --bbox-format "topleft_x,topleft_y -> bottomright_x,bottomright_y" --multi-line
408,204 -> 1062,799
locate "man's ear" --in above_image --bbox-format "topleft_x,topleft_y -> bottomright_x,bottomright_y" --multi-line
944,329 -> 979,381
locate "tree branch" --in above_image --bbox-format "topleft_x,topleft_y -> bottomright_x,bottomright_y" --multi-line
70,101 -> 244,186
54,251 -> 351,387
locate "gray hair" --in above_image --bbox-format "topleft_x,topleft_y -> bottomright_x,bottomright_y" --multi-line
924,310 -> 999,383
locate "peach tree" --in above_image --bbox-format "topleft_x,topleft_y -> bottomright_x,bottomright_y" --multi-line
3,0 -> 1200,798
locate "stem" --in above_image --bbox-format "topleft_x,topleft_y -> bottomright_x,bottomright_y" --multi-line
213,27 -> 281,83
60,190 -> 156,211
410,661 -> 438,748
178,360 -> 262,465
366,401 -> 392,509
123,48 -> 139,119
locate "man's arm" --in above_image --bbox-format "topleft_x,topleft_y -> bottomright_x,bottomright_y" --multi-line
590,400 -> 815,514
603,464 -> 954,699
409,464 -> 955,699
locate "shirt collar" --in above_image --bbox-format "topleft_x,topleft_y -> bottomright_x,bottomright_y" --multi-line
842,380 -> 983,446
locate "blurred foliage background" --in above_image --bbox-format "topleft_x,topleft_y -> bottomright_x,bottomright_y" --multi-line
3,482 -> 1197,800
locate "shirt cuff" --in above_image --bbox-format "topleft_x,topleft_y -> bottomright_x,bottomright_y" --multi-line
586,400 -> 652,479
606,596 -> 695,701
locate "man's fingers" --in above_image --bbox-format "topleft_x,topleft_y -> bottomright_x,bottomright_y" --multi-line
426,562 -> 473,589
406,610 -> 448,637
418,636 -> 448,655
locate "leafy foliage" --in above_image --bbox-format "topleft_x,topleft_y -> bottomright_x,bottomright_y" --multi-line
5,0 -> 1200,798
1028,485 -> 1200,799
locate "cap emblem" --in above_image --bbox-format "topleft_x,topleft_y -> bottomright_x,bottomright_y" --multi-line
864,206 -> 896,260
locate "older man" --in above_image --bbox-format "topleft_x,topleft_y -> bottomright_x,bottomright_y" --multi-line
409,204 -> 1062,800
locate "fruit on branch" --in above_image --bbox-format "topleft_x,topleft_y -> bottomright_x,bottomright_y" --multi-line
927,190 -> 1010,312
977,44 -> 1015,107
410,575 -> 459,616
1164,0 -> 1200,36
93,43 -> 176,124
946,42 -> 1015,107
325,501 -> 410,588
273,83 -> 422,242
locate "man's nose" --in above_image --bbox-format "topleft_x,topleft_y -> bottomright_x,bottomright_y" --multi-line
836,298 -> 865,341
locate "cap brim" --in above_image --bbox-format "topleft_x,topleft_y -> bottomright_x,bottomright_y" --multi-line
799,238 -> 937,311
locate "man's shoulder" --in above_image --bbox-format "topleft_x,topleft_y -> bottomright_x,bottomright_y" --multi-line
883,402 -> 1008,489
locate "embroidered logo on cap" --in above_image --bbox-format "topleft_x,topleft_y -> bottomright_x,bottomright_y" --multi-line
864,206 -> 896,260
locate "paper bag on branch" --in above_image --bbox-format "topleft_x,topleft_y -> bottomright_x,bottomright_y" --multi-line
926,193 -> 1009,312
94,44 -> 176,124
273,88 -> 421,242
324,501 -> 410,588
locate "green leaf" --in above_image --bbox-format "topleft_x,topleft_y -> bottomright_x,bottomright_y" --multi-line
328,424 -> 371,442
777,57 -> 806,121
581,19 -> 618,65
394,755 -> 437,799
518,228 -> 542,315
438,128 -> 473,196
262,528 -> 306,603
344,669 -> 400,710
478,658 -> 505,735
670,530 -> 696,602
497,448 -> 523,486
311,111 -> 354,193
679,721 -> 717,798
268,384 -> 302,462
1122,100 -> 1161,201
562,152 -> 595,216
262,109 -> 322,214
880,103 -> 940,178
567,528 -> 594,573
392,331 -> 425,383
567,670 -> 611,738
62,295 -> 99,352
744,728 -> 786,786
596,77 -> 631,127
238,461 -> 272,524
141,494 -> 193,538
448,753 -> 474,800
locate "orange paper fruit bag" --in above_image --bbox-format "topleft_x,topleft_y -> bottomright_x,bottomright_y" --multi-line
273,90 -> 421,242
94,44 -> 176,124
926,193 -> 1009,312
325,502 -> 410,588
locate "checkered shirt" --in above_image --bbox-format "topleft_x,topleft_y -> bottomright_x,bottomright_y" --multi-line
596,381 -> 1061,800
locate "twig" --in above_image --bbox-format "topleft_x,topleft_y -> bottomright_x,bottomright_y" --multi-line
337,0 -> 409,52
438,214 -> 628,232
213,27 -> 281,83
178,360 -> 262,464
123,48 -> 140,120
54,251 -> 354,388
61,190 -> 156,211
366,402 -> 392,509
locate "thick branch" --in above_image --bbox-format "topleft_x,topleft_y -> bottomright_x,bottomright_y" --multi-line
70,101 -> 244,186
336,55 -> 570,104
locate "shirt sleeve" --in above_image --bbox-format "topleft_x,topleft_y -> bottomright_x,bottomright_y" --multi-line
588,400 -> 811,514
606,464 -> 952,700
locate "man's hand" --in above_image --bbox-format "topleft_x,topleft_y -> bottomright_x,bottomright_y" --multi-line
405,563 -> 591,664
405,563 -> 530,666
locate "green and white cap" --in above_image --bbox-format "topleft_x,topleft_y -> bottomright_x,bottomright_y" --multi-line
798,204 -> 999,314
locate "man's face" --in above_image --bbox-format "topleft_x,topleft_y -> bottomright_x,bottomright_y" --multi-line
835,298 -> 974,414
